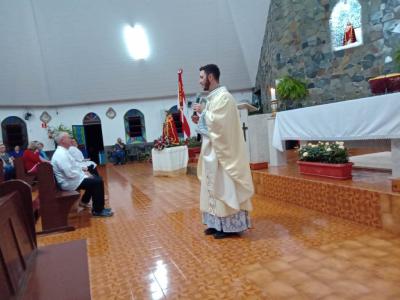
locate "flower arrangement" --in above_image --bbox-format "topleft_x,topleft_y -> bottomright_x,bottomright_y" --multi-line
298,141 -> 349,164
153,136 -> 202,151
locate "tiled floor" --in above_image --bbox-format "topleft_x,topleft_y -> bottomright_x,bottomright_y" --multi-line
38,163 -> 400,299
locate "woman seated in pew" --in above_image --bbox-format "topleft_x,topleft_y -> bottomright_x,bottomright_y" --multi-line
0,143 -> 15,180
69,138 -> 99,176
22,141 -> 48,175
37,142 -> 50,160
9,145 -> 24,158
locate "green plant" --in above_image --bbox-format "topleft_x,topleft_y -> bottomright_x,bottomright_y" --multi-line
298,141 -> 349,164
184,136 -> 202,148
277,76 -> 308,101
48,124 -> 73,139
394,49 -> 400,71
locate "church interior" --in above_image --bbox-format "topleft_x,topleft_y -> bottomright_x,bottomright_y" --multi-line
1,0 -> 400,299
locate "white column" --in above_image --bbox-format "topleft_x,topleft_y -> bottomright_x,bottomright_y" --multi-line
267,116 -> 287,166
392,139 -> 400,177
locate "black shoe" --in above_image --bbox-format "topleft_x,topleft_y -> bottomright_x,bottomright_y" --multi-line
213,231 -> 238,239
204,228 -> 218,235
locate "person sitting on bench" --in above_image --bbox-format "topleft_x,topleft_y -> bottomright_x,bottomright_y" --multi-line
0,143 -> 15,180
51,132 -> 113,218
22,141 -> 48,174
69,138 -> 99,176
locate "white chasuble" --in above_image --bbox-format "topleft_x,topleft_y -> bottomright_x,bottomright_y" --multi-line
198,87 -> 253,218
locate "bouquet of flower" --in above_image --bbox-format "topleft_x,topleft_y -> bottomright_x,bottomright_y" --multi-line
298,141 -> 349,164
153,136 -> 171,151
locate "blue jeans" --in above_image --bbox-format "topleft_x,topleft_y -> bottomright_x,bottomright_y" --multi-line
112,150 -> 125,164
4,164 -> 15,181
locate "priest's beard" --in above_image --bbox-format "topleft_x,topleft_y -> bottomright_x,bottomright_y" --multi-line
203,78 -> 211,91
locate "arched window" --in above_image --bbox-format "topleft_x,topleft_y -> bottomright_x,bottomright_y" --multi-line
124,109 -> 146,144
168,105 -> 183,138
1,116 -> 28,149
330,0 -> 362,51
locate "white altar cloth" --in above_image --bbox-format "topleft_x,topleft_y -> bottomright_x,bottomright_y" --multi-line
273,93 -> 400,151
152,145 -> 189,176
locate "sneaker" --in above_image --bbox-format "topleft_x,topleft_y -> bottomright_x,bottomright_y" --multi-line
92,209 -> 114,218
103,207 -> 112,212
79,201 -> 92,209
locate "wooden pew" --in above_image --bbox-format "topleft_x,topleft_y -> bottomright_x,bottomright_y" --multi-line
36,162 -> 81,234
0,180 -> 91,300
14,157 -> 36,186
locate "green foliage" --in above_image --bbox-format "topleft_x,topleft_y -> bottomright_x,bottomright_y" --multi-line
394,49 -> 400,71
48,124 -> 73,139
298,141 -> 349,164
277,76 -> 308,101
184,136 -> 202,148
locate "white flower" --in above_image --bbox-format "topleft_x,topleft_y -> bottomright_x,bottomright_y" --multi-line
327,148 -> 332,151
308,143 -> 313,146
339,145 -> 344,149
303,152 -> 308,157
311,144 -> 317,148
325,142 -> 329,146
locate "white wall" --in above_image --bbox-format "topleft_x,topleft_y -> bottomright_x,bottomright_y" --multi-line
0,89 -> 252,150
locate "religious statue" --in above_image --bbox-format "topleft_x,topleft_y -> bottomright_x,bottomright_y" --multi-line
162,113 -> 180,145
343,21 -> 357,45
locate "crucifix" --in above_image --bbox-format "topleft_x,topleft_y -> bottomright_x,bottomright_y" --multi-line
242,122 -> 248,141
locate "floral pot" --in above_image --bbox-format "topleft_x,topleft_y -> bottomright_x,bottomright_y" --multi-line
368,73 -> 400,95
297,161 -> 353,180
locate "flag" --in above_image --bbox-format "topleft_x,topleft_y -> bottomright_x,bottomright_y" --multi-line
177,69 -> 191,138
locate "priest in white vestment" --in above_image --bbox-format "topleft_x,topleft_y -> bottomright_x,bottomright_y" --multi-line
192,64 -> 254,239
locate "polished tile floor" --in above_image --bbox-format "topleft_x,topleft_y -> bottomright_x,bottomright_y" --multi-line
38,163 -> 400,299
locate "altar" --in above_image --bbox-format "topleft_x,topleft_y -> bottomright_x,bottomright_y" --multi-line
151,145 -> 189,176
269,92 -> 400,179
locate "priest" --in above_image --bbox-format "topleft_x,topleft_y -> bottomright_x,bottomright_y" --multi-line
192,64 -> 254,239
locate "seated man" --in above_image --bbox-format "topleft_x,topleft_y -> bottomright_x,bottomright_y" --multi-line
0,143 -> 15,180
112,138 -> 126,165
51,132 -> 113,218
69,138 -> 99,176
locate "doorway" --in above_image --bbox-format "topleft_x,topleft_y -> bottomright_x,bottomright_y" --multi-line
83,113 -> 104,164
1,116 -> 28,150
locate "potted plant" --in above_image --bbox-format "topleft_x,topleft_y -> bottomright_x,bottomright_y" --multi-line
369,48 -> 400,94
297,141 -> 353,179
276,76 -> 308,110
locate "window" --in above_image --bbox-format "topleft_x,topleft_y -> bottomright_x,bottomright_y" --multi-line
330,0 -> 362,51
1,116 -> 28,149
124,109 -> 146,143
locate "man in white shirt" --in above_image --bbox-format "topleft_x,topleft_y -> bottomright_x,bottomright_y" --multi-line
51,132 -> 113,218
69,138 -> 99,176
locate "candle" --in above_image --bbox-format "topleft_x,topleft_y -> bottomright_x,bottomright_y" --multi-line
270,88 -> 276,100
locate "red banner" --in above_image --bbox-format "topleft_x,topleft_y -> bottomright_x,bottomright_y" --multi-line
177,69 -> 191,138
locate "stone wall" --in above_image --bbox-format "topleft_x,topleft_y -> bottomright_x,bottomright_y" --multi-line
256,0 -> 400,112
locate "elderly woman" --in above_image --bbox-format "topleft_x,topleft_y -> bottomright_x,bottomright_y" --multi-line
0,143 -> 15,180
22,141 -> 48,174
